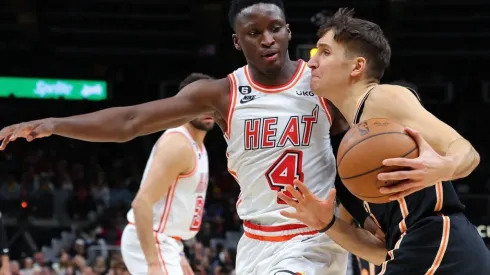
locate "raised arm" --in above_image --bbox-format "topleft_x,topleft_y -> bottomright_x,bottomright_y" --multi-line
0,78 -> 229,148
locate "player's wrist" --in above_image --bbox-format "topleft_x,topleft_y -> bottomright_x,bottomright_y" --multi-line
317,215 -> 336,233
440,155 -> 459,181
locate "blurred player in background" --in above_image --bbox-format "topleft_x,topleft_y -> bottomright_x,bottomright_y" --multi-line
121,73 -> 215,275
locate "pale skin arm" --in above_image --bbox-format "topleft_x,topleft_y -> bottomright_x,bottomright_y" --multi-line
279,180 -> 387,265
131,133 -> 195,269
0,78 -> 228,148
362,85 -> 480,198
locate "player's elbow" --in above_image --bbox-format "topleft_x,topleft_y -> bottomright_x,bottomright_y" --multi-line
474,149 -> 481,168
117,106 -> 140,142
372,257 -> 385,266
468,148 -> 481,175
131,195 -> 151,211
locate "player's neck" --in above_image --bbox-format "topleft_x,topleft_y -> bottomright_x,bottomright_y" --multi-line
247,57 -> 298,87
184,124 -> 206,146
328,81 -> 378,125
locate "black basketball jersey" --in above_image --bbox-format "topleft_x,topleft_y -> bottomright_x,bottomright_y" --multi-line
336,86 -> 466,251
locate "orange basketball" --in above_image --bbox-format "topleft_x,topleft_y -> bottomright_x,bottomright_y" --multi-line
337,118 -> 419,204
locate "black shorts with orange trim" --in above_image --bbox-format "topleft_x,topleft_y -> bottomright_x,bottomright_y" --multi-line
378,213 -> 490,275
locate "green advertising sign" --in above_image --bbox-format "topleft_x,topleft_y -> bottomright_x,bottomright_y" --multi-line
0,77 -> 108,100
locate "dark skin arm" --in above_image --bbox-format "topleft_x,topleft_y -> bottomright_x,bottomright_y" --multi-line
0,78 -> 230,148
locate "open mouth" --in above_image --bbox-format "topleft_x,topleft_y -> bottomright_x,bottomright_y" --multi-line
262,52 -> 278,61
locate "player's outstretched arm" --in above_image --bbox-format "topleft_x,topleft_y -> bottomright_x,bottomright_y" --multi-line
361,85 -> 479,197
131,133 -> 195,270
0,78 -> 228,149
279,180 -> 387,265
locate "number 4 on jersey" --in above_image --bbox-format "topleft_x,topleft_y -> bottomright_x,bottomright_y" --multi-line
265,150 -> 304,204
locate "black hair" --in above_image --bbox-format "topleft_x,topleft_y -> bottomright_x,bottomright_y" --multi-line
179,73 -> 214,90
228,0 -> 285,30
317,8 -> 391,80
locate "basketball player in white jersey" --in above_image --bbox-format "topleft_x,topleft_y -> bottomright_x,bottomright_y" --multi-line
0,1 -> 349,274
121,73 -> 214,275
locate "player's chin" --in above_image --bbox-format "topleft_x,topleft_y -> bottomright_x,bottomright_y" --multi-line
258,58 -> 283,73
202,122 -> 215,130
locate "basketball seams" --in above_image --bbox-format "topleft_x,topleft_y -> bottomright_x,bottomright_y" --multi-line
340,146 -> 418,180
337,132 -> 412,168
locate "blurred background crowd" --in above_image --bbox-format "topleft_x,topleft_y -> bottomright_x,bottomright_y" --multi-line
1,0 -> 489,274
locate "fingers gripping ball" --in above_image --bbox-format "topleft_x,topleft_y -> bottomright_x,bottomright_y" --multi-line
337,118 -> 419,204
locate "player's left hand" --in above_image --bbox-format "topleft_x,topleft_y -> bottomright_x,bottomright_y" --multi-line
180,255 -> 194,275
377,127 -> 455,200
279,179 -> 336,230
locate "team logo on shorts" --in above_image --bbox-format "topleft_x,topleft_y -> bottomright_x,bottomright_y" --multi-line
274,271 -> 305,275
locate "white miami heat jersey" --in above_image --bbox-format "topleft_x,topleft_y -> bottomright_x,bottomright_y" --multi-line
127,126 -> 209,240
225,60 -> 337,226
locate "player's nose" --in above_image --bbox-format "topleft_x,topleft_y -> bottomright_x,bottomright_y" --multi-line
307,57 -> 318,69
261,31 -> 275,47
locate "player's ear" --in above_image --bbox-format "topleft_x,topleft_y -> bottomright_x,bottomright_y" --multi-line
351,56 -> 366,78
286,24 -> 292,41
232,34 -> 241,51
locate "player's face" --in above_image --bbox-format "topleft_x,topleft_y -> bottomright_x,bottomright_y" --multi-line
233,4 -> 291,74
308,30 -> 362,97
190,112 -> 215,131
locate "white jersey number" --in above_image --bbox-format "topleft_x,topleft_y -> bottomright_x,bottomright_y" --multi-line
266,150 -> 304,204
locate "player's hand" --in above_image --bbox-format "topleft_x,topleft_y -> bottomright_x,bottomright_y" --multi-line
0,118 -> 54,150
377,127 -> 454,200
279,179 -> 336,230
148,263 -> 166,275
180,255 -> 194,275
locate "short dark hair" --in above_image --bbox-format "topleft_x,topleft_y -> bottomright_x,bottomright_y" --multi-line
317,8 -> 391,80
179,73 -> 214,90
228,0 -> 285,30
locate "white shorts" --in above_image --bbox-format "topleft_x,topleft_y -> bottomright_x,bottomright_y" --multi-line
121,224 -> 184,275
236,232 -> 348,275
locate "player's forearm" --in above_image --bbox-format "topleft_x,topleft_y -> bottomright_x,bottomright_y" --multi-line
50,97 -> 200,143
326,217 -> 387,265
444,138 -> 480,180
132,199 -> 160,267
50,107 -> 138,142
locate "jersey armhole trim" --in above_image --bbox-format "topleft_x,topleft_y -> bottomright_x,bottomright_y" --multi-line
224,73 -> 238,139
318,97 -> 333,125
159,131 -> 198,178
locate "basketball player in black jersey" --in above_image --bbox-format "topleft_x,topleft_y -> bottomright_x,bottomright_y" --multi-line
279,8 -> 490,275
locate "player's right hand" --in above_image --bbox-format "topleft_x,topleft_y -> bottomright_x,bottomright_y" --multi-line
0,118 -> 54,150
279,179 -> 336,230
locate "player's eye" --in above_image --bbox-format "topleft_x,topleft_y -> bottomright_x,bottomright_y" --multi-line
249,30 -> 259,36
272,26 -> 281,32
